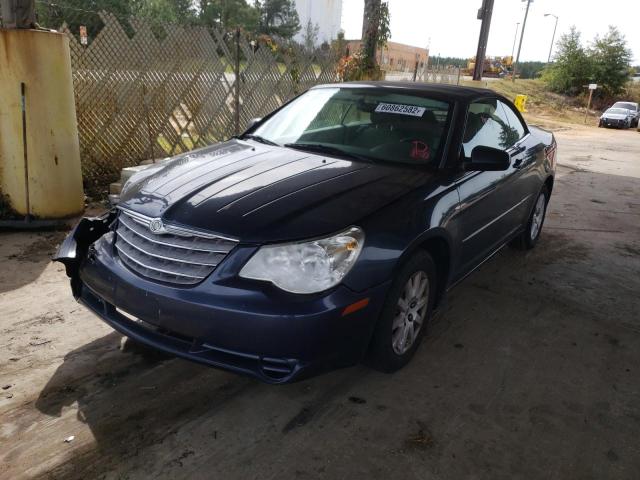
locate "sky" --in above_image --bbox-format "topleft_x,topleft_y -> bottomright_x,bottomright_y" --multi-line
341,0 -> 640,63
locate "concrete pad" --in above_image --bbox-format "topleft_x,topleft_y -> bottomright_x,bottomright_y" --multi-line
1,125 -> 639,479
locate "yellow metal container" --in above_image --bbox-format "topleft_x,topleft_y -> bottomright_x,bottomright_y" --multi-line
514,94 -> 528,113
0,29 -> 83,218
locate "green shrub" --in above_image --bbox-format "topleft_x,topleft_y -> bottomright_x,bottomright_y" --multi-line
543,25 -> 632,98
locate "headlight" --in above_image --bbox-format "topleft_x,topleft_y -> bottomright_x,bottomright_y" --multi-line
239,227 -> 364,294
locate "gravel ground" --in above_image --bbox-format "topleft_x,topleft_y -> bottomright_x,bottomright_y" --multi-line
1,125 -> 639,480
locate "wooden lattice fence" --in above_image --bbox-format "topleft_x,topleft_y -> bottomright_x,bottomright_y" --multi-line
55,13 -> 339,188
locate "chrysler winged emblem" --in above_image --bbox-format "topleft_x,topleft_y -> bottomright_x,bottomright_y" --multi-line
149,218 -> 165,234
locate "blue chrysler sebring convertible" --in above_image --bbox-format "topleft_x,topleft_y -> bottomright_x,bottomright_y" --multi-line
55,82 -> 556,383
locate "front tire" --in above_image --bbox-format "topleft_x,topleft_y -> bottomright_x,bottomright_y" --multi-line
511,185 -> 550,250
367,251 -> 437,373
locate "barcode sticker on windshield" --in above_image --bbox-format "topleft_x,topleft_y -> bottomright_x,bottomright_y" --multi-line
375,103 -> 426,117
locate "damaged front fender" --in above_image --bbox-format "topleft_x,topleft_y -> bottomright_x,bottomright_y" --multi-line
53,210 -> 117,296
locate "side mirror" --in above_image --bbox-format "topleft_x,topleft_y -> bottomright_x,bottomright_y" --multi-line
467,146 -> 510,171
246,117 -> 262,130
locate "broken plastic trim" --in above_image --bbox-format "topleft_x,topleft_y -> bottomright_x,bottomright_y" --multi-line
53,210 -> 117,297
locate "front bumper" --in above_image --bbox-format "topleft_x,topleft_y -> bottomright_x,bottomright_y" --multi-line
56,216 -> 389,383
601,118 -> 627,128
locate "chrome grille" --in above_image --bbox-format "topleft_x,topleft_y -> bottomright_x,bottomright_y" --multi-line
115,209 -> 238,285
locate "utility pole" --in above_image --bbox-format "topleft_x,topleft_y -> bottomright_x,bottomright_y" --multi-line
544,13 -> 559,63
512,0 -> 532,82
472,0 -> 495,81
511,22 -> 520,59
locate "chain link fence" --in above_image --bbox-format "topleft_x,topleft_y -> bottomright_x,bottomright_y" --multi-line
384,65 -> 462,84
30,2 -> 340,191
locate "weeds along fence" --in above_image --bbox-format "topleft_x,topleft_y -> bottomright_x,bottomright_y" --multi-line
34,4 -> 340,190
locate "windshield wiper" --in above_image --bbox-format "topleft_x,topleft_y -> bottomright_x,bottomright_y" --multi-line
238,134 -> 279,146
284,143 -> 374,163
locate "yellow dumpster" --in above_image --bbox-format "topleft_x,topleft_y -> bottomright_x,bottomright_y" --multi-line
0,29 -> 84,219
514,94 -> 528,113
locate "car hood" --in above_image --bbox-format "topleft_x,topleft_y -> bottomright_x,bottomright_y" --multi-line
119,140 -> 434,242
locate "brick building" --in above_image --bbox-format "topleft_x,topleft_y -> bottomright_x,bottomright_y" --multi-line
346,40 -> 430,72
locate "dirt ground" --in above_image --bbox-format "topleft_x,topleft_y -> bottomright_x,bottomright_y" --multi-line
1,125 -> 639,480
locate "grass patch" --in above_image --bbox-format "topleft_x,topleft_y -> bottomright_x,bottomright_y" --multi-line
461,78 -> 596,127
461,78 -> 640,128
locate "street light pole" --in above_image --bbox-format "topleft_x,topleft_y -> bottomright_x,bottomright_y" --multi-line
512,0 -> 532,82
544,13 -> 559,63
511,22 -> 520,59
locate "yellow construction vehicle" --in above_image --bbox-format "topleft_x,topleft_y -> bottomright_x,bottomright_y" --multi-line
463,56 -> 513,78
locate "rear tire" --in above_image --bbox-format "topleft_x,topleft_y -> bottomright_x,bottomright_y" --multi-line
367,251 -> 437,373
511,185 -> 550,250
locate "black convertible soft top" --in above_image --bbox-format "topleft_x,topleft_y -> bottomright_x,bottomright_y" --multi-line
313,81 -> 499,102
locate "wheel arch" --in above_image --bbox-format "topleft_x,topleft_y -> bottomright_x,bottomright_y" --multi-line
397,229 -> 453,309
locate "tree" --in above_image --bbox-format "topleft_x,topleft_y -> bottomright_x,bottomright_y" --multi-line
35,0 -> 199,34
436,57 -> 467,68
542,26 -> 592,95
172,0 -> 194,18
517,61 -> 546,79
589,26 -> 632,96
255,0 -> 300,39
361,0 -> 389,66
341,0 -> 389,81
36,0 -> 140,37
199,0 -> 259,31
138,0 -> 197,23
302,19 -> 319,51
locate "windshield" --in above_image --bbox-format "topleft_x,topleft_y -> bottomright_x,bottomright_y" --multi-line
612,102 -> 637,111
251,87 -> 452,165
607,108 -> 629,114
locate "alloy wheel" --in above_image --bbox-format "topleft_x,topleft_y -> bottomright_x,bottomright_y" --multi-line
530,193 -> 546,241
392,271 -> 429,355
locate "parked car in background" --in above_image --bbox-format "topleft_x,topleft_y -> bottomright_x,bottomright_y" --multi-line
611,101 -> 639,127
599,107 -> 634,129
55,83 -> 557,383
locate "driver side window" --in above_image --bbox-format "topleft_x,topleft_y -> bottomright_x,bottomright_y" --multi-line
462,99 -> 522,158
